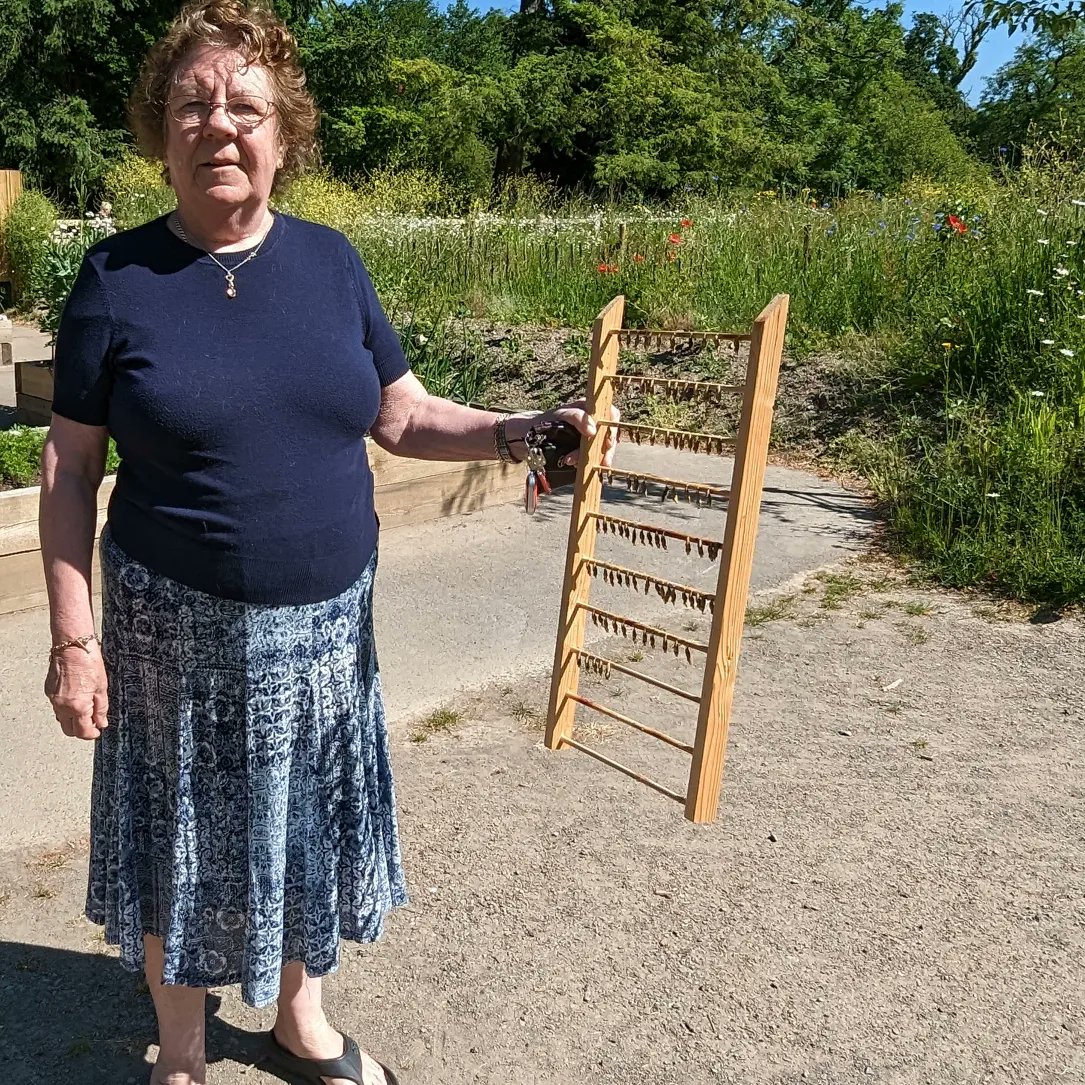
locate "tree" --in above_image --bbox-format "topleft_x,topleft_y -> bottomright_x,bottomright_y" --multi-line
973,24 -> 1085,154
0,0 -> 328,205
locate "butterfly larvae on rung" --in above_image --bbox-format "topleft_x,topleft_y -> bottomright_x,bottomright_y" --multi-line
685,647 -> 693,663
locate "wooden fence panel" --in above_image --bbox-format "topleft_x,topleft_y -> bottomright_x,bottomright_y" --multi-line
0,170 -> 23,222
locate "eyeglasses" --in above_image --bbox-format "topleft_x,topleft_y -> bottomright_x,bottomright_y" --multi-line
166,95 -> 274,129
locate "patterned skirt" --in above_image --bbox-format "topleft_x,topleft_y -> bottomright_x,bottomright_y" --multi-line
86,528 -> 408,1008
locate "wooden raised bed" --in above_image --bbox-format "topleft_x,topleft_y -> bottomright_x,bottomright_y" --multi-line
0,440 -> 520,615
14,359 -> 53,426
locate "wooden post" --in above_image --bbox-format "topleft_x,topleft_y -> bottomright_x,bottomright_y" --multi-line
0,170 -> 23,222
545,295 -> 625,750
685,295 -> 789,823
0,170 -> 23,302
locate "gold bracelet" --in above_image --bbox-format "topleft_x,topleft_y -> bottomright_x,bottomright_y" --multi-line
49,634 -> 99,659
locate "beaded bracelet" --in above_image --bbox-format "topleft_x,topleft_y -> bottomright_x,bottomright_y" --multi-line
49,634 -> 99,660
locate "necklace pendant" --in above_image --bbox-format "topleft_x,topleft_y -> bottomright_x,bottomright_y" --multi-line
225,273 -> 237,299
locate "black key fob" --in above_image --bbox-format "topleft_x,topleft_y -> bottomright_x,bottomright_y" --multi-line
527,421 -> 580,489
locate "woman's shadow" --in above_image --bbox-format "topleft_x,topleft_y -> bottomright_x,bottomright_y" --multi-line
0,941 -> 273,1085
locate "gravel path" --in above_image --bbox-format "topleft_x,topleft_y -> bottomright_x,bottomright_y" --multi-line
1,564 -> 1082,1085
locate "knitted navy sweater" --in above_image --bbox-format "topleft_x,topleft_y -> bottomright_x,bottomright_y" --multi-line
52,213 -> 410,605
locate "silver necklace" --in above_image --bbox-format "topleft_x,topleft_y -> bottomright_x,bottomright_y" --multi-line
173,213 -> 273,299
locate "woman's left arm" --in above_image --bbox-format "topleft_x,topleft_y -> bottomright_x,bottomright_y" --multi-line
370,371 -> 618,466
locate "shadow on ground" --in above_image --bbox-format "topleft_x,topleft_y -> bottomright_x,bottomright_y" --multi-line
0,942 -> 272,1085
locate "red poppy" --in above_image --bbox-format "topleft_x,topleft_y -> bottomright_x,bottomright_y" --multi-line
597,263 -> 619,274
947,214 -> 967,235
633,253 -> 645,263
680,218 -> 693,228
597,262 -> 609,273
668,233 -> 682,244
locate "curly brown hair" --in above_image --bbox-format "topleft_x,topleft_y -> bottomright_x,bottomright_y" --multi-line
129,0 -> 319,192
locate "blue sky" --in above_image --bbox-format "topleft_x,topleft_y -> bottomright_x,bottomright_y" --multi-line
901,0 -> 1020,101
471,0 -> 1025,104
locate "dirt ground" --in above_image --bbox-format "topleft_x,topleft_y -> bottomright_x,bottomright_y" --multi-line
1,560 -> 1081,1085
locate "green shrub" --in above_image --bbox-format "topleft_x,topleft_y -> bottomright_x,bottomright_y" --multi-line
103,152 -> 175,229
3,190 -> 58,304
0,427 -> 120,489
275,171 -> 371,235
0,426 -> 46,487
870,394 -> 1085,602
31,222 -> 116,343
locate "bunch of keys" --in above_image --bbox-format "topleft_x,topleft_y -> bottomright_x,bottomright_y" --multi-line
523,420 -> 580,514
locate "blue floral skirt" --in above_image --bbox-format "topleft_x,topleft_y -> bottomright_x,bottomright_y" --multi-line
86,528 -> 408,1008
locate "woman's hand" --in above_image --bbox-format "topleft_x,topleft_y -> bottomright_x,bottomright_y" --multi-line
45,643 -> 109,740
519,400 -> 621,469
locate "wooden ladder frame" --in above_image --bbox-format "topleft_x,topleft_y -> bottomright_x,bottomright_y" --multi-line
544,293 -> 790,824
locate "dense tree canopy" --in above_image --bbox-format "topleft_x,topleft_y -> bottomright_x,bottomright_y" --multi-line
0,0 -> 1081,206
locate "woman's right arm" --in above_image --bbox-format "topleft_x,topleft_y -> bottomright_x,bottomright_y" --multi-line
39,415 -> 111,740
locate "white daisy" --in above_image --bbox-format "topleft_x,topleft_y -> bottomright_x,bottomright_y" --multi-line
1059,348 -> 1075,357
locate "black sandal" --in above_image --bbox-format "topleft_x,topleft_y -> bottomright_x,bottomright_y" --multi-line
263,1029 -> 401,1085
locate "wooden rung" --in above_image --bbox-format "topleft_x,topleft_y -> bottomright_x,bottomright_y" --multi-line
560,736 -> 687,804
599,467 -> 730,505
616,330 -> 751,346
597,420 -> 735,455
576,650 -> 701,703
582,557 -> 715,613
569,693 -> 694,753
580,603 -> 709,655
589,513 -> 724,560
607,375 -> 745,397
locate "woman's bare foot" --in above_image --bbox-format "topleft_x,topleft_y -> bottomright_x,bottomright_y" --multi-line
149,1062 -> 206,1085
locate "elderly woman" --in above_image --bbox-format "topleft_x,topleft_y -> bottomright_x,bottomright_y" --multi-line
40,3 -> 614,1083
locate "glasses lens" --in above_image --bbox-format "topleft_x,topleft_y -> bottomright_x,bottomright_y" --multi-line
170,97 -> 210,124
227,97 -> 271,126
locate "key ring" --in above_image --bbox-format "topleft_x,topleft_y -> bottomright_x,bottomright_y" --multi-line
522,421 -> 579,515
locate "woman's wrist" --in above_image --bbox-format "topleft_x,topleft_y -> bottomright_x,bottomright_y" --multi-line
500,412 -> 539,463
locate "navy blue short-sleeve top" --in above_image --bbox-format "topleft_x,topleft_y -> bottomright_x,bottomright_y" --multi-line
51,212 -> 411,605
